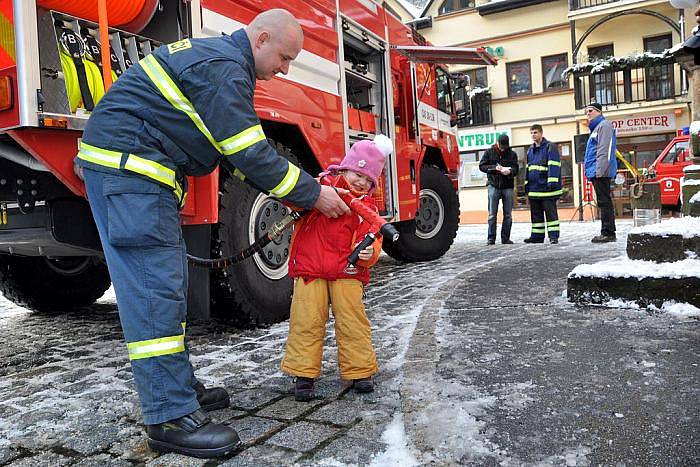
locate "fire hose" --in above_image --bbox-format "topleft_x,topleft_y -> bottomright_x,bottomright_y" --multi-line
187,192 -> 400,271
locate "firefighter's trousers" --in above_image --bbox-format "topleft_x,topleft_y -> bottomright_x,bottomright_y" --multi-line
83,168 -> 200,425
281,278 -> 378,379
528,197 -> 560,241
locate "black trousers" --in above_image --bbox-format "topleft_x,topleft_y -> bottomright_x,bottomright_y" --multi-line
592,177 -> 616,236
528,197 -> 559,240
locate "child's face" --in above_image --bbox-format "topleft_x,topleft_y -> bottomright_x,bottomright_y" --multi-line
341,170 -> 373,193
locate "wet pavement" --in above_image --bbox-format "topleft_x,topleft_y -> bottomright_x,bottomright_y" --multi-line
0,221 -> 698,466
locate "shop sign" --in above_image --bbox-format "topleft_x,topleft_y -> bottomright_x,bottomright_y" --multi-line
610,113 -> 676,136
457,128 -> 511,152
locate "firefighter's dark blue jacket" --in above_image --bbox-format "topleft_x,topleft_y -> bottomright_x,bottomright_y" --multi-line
75,28 -> 320,209
525,137 -> 562,198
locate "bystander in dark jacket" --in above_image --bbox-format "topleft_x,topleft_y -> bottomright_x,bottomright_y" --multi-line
479,134 -> 519,245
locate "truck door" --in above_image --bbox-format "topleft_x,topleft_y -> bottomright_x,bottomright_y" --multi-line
653,138 -> 689,207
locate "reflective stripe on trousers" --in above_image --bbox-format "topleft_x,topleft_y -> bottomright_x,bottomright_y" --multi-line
82,168 -> 199,424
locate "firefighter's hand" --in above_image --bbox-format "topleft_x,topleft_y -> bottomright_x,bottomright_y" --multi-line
357,244 -> 374,261
314,185 -> 350,218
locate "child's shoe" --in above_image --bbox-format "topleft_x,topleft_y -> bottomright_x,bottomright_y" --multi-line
294,377 -> 315,402
352,377 -> 374,393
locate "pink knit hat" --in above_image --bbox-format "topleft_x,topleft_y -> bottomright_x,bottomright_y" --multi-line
326,134 -> 393,193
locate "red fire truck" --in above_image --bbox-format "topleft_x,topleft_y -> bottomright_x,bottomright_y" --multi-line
0,0 -> 495,324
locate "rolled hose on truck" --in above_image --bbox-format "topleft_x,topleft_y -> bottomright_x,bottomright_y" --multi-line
38,0 -> 159,34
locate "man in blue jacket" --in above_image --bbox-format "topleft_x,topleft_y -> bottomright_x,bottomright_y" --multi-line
74,9 -> 350,458
583,102 -> 618,243
524,124 -> 562,244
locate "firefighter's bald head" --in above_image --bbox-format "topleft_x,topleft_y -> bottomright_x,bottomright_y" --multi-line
246,9 -> 304,81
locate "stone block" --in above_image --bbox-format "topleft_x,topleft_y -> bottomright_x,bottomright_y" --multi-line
256,396 -> 322,420
218,444 -> 301,466
626,233 -> 700,262
308,435 -> 387,465
265,421 -> 338,452
228,388 -> 282,411
567,275 -> 700,307
306,400 -> 364,426
227,416 -> 285,445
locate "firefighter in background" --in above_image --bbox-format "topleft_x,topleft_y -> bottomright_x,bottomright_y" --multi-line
524,124 -> 563,244
74,9 -> 350,459
281,135 -> 392,401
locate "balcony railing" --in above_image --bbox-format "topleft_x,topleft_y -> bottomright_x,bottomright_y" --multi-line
569,0 -> 620,11
572,61 -> 684,108
454,90 -> 492,127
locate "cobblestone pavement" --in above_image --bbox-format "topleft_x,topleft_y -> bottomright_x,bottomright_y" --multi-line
0,222 -> 698,466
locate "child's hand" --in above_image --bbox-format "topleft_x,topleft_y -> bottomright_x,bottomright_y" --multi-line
357,245 -> 374,261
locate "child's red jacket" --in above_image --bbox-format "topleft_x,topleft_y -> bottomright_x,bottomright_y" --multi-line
287,174 -> 382,285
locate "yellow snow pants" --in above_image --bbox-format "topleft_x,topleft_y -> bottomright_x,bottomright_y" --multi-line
281,278 -> 378,379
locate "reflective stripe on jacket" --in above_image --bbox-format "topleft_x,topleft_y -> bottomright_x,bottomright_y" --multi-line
584,115 -> 618,179
75,29 -> 320,209
525,137 -> 562,198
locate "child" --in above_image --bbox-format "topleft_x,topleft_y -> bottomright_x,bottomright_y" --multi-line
281,134 -> 393,401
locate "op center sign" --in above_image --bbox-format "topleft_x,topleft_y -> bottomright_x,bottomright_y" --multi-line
609,112 -> 676,136
457,128 -> 512,152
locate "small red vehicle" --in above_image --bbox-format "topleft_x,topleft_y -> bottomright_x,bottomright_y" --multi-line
649,133 -> 691,210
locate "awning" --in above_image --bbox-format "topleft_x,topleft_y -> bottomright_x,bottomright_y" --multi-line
391,45 -> 497,66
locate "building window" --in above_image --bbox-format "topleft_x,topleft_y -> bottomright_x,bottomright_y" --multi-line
644,34 -> 674,100
588,44 -> 615,105
541,53 -> 569,92
507,60 -> 532,96
438,0 -> 474,15
464,67 -> 488,88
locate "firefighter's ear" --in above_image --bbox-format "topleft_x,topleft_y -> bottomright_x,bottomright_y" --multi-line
255,31 -> 271,48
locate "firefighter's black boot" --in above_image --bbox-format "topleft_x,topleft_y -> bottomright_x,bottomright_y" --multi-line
194,382 -> 230,412
147,409 -> 241,458
294,377 -> 315,402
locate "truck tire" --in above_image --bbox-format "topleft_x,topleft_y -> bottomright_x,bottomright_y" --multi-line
0,254 -> 111,312
382,165 -> 459,262
210,140 -> 298,326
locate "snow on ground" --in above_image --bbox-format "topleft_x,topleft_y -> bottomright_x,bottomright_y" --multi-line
569,255 -> 700,279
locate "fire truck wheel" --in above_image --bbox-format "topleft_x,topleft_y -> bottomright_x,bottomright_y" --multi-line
210,140 -> 297,326
382,165 -> 459,262
0,254 -> 111,312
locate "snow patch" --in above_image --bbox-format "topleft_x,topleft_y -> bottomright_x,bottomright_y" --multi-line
690,121 -> 700,136
569,256 -> 700,279
628,216 -> 700,238
371,412 -> 419,467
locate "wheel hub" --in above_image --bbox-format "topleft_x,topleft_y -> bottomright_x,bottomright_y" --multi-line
415,188 -> 444,240
249,194 -> 293,280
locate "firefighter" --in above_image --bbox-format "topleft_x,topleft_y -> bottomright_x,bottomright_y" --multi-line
73,9 -> 350,458
524,124 -> 562,244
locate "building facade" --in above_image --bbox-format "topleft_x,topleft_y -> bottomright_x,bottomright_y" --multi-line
385,0 -> 695,222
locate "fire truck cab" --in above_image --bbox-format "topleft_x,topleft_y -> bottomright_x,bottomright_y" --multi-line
0,0 -> 494,324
